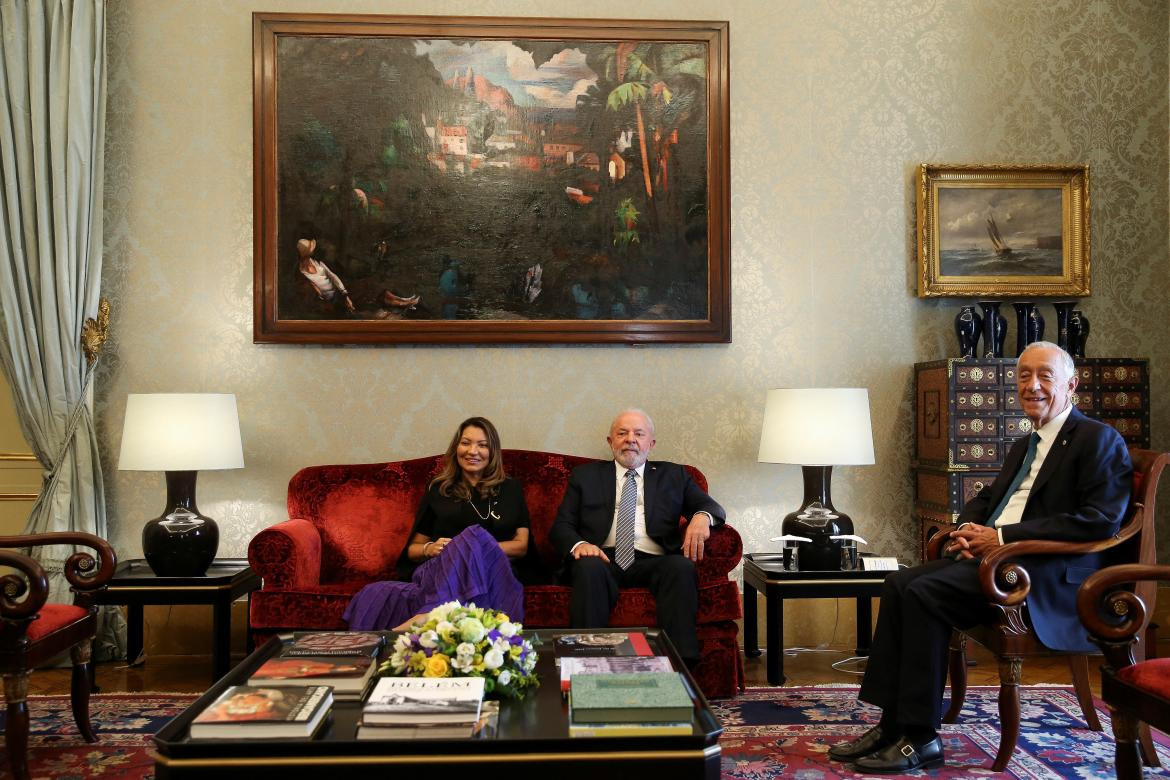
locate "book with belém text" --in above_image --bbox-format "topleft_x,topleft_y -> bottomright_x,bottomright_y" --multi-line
569,672 -> 693,724
558,655 -> 675,694
362,676 -> 485,725
281,631 -> 385,658
189,685 -> 332,739
553,631 -> 653,664
248,655 -> 375,699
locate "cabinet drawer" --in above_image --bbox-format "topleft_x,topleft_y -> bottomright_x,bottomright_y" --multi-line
1003,416 -> 1034,437
1101,390 -> 1144,411
954,363 -> 1003,386
1099,364 -> 1145,386
955,391 -> 999,412
955,416 -> 1000,438
954,440 -> 1002,466
961,474 -> 994,504
1100,416 -> 1147,443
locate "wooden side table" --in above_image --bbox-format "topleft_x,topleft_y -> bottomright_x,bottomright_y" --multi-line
742,553 -> 892,685
93,558 -> 262,683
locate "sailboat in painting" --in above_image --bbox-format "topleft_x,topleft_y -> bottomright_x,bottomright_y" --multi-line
986,215 -> 1013,256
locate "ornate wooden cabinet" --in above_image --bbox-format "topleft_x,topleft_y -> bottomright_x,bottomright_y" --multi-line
914,357 -> 1150,560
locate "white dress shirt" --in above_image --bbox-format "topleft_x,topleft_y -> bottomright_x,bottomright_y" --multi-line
603,462 -> 666,555
992,403 -> 1074,540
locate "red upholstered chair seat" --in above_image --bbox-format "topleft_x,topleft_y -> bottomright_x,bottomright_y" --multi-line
249,449 -> 745,698
24,604 -> 90,642
1117,657 -> 1170,699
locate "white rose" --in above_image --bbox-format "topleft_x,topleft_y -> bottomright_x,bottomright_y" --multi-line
497,670 -> 513,686
459,617 -> 486,643
436,620 -> 455,636
483,648 -> 505,670
418,630 -> 439,648
456,642 -> 476,659
498,622 -> 517,638
428,601 -> 459,622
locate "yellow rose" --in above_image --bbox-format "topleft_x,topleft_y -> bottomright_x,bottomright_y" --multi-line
423,653 -> 451,677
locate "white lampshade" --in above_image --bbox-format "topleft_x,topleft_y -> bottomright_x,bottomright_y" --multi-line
758,388 -> 875,466
118,394 -> 244,471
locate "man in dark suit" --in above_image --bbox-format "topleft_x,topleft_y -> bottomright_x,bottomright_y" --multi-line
830,342 -> 1132,773
550,409 -> 726,663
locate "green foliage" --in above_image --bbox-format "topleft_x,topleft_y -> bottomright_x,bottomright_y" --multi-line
614,198 -> 641,247
607,81 -> 648,111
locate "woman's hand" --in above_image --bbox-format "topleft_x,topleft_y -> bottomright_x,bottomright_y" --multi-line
424,537 -> 452,558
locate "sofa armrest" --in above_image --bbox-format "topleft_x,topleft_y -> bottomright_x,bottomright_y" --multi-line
248,518 -> 323,589
691,521 -> 742,581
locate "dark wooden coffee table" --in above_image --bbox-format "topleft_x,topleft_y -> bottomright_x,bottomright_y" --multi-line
152,627 -> 723,779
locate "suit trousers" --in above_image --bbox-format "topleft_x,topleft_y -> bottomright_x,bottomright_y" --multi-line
567,552 -> 699,662
857,557 -> 995,728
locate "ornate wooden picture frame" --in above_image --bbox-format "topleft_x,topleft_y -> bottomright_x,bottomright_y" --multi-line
916,164 -> 1090,298
253,13 -> 730,344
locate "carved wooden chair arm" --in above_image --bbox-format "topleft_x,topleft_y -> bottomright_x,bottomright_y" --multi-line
1076,562 -> 1170,671
0,549 -> 50,620
0,532 -> 117,593
925,528 -> 950,561
971,503 -> 1143,607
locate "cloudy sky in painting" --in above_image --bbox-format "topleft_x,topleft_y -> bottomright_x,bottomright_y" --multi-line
415,40 -> 598,108
939,187 -> 1063,248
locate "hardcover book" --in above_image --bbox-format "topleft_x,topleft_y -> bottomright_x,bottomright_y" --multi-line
248,655 -> 375,696
281,631 -> 385,658
189,685 -> 332,739
362,676 -> 485,725
553,632 -> 653,661
558,655 -> 675,694
568,720 -> 694,737
569,672 -> 693,724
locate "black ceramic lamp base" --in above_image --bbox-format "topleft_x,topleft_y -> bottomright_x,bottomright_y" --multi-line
781,465 -> 855,571
142,470 -> 219,577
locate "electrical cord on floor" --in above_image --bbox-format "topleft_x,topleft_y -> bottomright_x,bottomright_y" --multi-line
783,595 -> 841,656
830,655 -> 868,675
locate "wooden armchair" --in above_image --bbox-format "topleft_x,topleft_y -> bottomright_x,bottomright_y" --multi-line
0,532 -> 117,780
925,447 -> 1167,772
1078,562 -> 1170,780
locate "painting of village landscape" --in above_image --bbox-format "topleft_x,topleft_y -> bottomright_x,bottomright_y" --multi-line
937,188 -> 1064,277
253,15 -> 730,343
916,164 -> 1089,298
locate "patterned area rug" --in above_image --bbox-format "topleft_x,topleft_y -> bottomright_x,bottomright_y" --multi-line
2,687 -> 1168,778
0,692 -> 198,779
716,685 -> 1170,779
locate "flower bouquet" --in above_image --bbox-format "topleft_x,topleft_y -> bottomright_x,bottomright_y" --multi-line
379,601 -> 540,700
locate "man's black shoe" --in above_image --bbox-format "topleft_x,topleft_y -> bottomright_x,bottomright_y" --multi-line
852,736 -> 945,773
827,725 -> 894,761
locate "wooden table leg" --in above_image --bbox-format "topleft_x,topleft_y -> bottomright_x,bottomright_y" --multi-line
743,580 -> 760,657
213,597 -> 231,682
767,590 -> 784,685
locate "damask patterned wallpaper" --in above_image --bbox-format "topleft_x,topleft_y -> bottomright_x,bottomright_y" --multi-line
99,0 -> 1169,569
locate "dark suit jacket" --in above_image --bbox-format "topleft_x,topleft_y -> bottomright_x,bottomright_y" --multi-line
549,460 -> 726,559
957,407 -> 1132,652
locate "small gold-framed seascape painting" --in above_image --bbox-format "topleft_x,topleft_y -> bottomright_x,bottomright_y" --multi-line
916,164 -> 1090,298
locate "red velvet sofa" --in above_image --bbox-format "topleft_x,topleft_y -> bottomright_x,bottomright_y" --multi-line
248,449 -> 745,697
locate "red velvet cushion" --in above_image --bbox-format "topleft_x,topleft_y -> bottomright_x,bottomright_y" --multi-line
1118,657 -> 1170,699
26,604 -> 89,641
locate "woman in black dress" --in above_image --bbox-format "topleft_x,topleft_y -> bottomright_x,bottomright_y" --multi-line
343,417 -> 530,630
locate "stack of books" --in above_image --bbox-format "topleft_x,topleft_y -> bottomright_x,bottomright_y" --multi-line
189,684 -> 333,739
558,655 -> 675,695
247,631 -> 384,701
553,631 -> 654,663
567,671 -> 694,737
357,676 -> 486,739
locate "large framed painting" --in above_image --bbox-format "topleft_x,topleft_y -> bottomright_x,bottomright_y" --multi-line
253,14 -> 730,344
916,164 -> 1090,298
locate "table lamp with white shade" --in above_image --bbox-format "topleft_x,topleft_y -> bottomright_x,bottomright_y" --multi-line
118,393 -> 244,577
758,388 -> 875,570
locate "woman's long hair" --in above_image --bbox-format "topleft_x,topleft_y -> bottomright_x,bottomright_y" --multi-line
431,416 -> 507,500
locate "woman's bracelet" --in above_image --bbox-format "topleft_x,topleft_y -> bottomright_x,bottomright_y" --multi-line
422,541 -> 434,554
